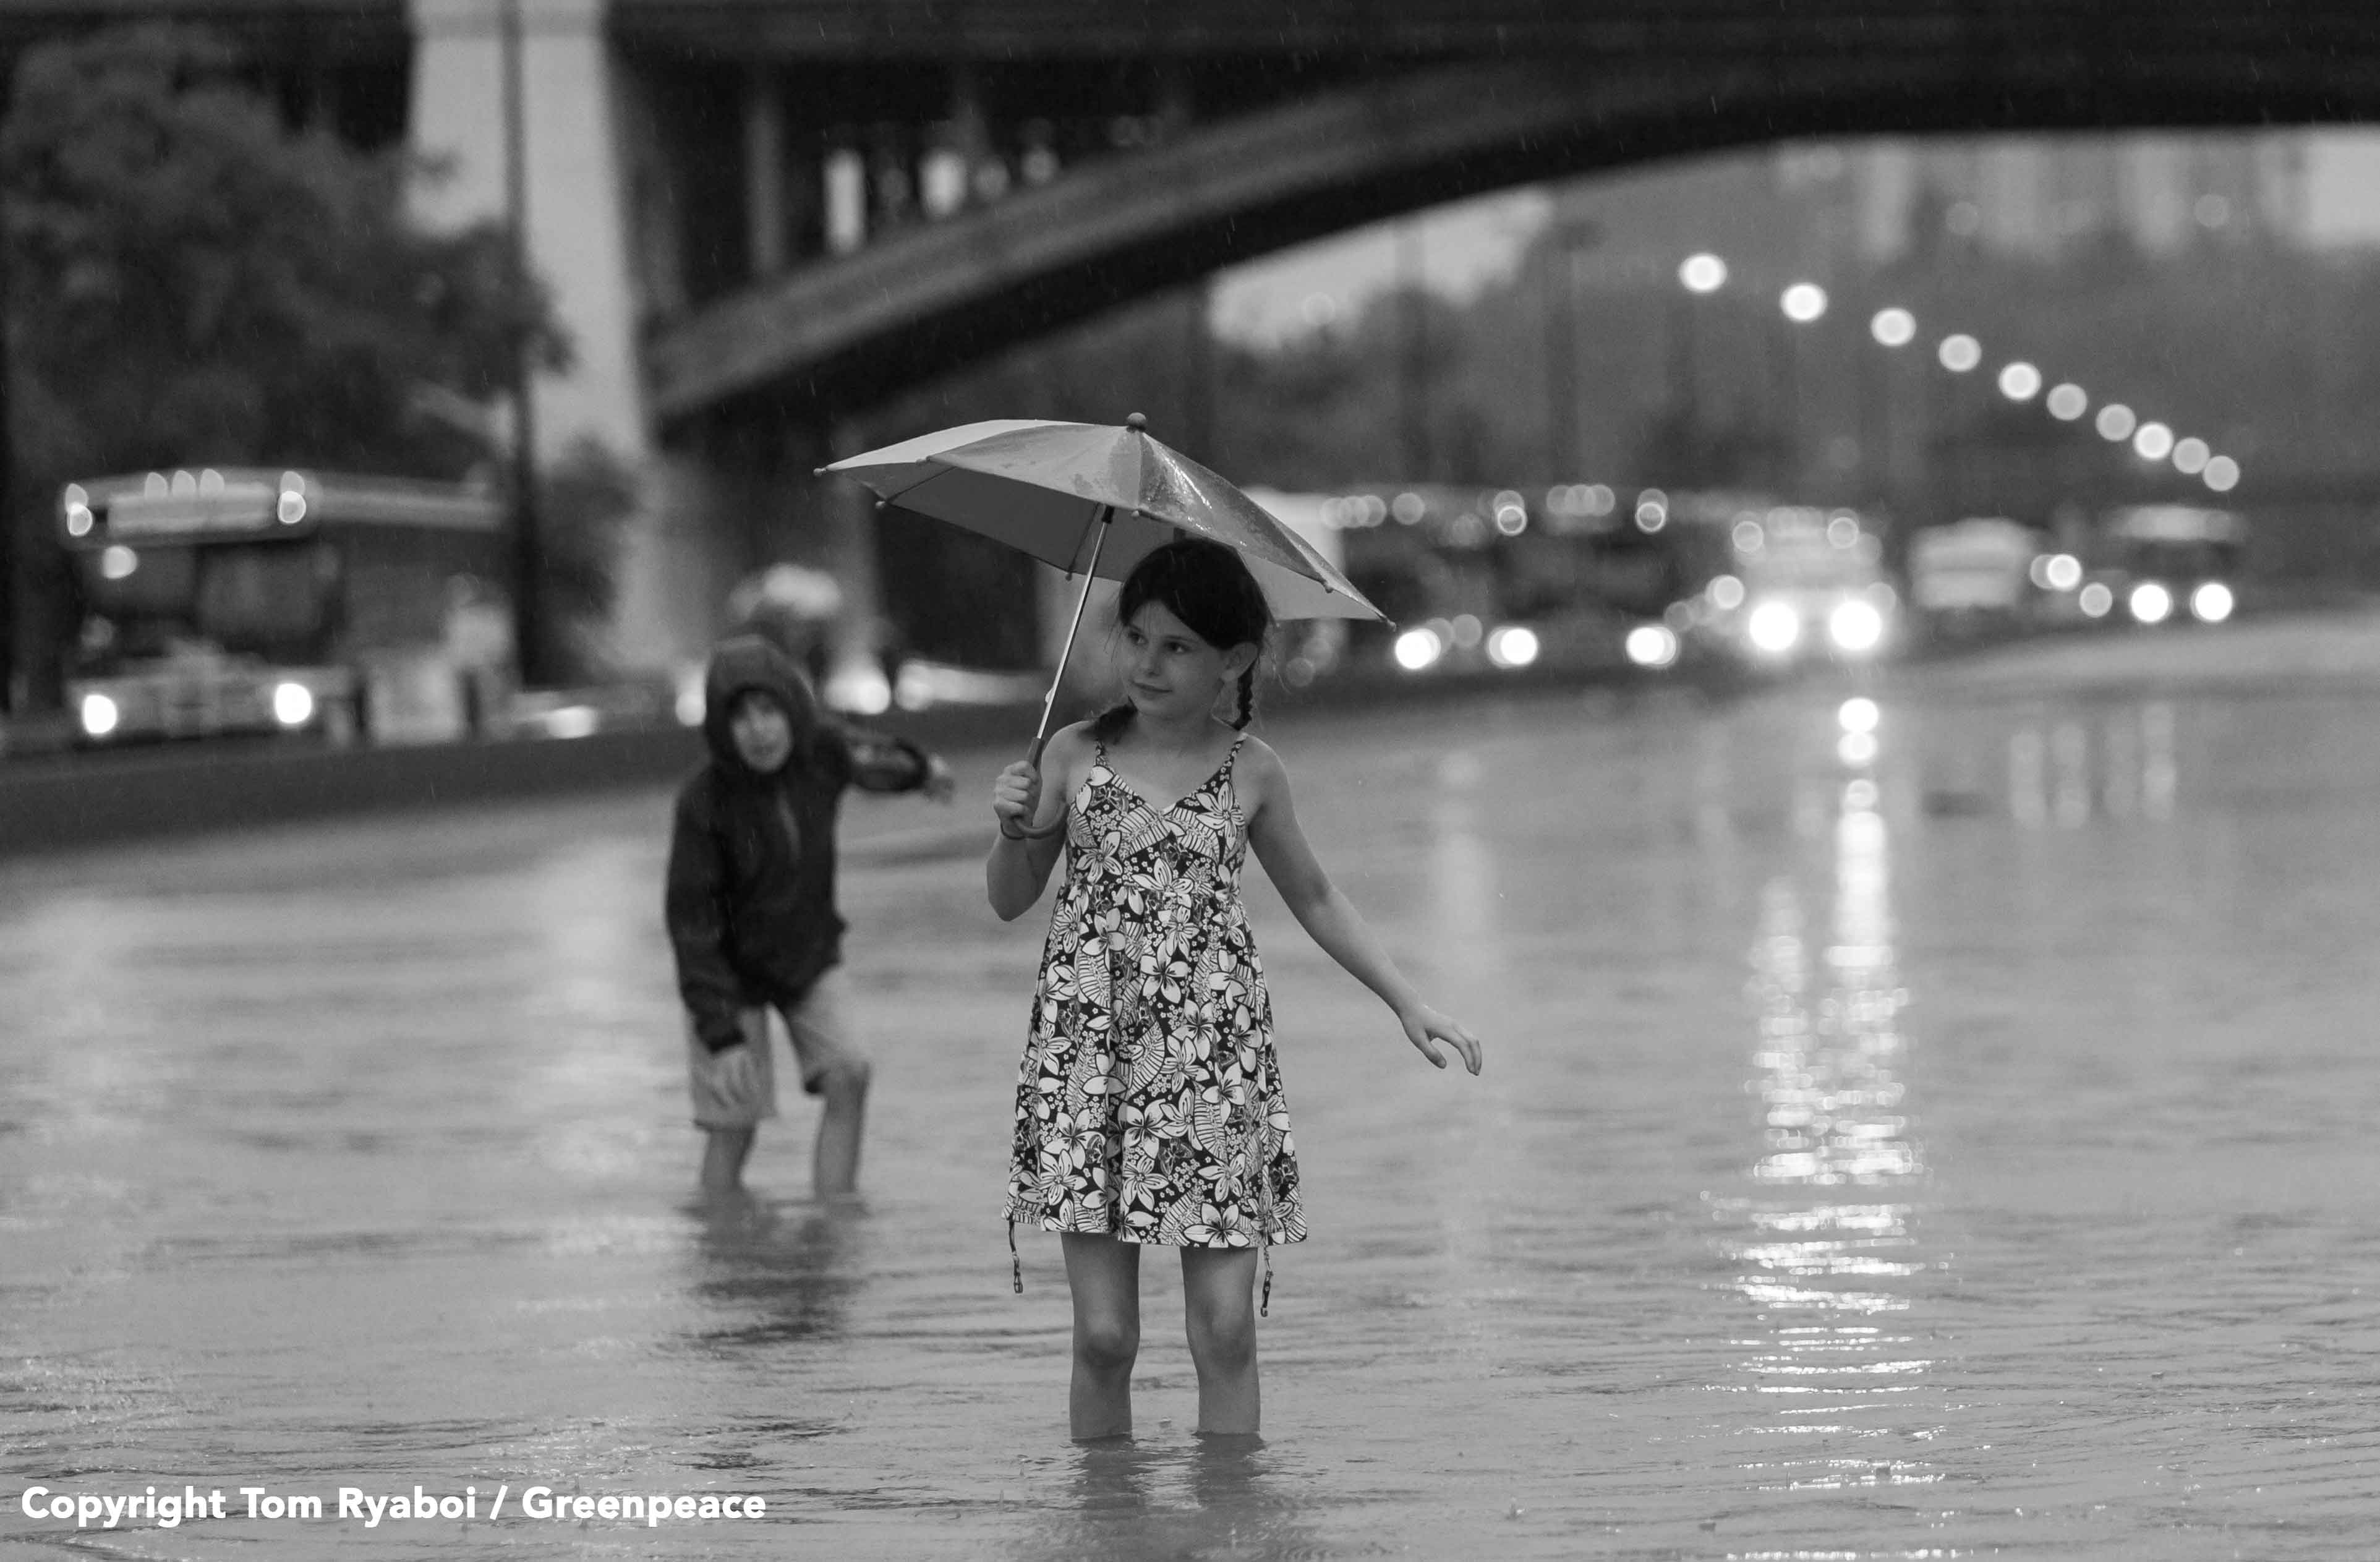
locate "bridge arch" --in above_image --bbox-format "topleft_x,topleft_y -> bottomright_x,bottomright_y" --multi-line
647,38 -> 2378,424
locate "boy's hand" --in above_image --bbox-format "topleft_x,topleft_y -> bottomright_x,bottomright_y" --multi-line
922,754 -> 957,803
992,760 -> 1041,835
1399,1004 -> 1485,1075
712,1041 -> 761,1101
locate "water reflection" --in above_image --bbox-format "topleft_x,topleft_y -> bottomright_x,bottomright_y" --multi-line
685,1195 -> 860,1351
2008,700 -> 2181,827
1021,1434 -> 1318,1561
1427,748 -> 1501,978
1717,779 -> 1939,1494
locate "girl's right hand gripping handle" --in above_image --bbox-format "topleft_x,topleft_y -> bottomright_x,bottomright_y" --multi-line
1005,740 -> 1067,840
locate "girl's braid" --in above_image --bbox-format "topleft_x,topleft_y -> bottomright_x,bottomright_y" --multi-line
1232,664 -> 1256,730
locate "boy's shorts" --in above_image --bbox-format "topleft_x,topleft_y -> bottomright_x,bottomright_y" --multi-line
686,970 -> 866,1129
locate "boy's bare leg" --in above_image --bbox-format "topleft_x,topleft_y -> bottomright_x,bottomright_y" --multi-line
1180,1247 -> 1261,1435
1062,1233 -> 1142,1440
812,1061 -> 871,1197
700,1126 -> 756,1194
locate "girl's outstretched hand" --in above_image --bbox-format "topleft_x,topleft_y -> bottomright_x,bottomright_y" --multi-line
1400,1005 -> 1484,1075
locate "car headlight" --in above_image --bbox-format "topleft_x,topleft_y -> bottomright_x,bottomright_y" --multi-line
80,692 -> 120,737
1624,625 -> 1679,668
1828,598 -> 1885,655
1484,625 -> 1539,668
271,681 -> 315,727
1746,599 -> 1802,655
1393,627 -> 1444,672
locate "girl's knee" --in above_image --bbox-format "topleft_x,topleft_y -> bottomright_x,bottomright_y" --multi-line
1073,1317 -> 1140,1374
1185,1305 -> 1256,1373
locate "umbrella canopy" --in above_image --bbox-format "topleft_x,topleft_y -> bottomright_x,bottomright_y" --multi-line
819,417 -> 1384,624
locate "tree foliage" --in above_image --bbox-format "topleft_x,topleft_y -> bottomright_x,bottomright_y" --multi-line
2,23 -> 561,481
1,23 -> 599,701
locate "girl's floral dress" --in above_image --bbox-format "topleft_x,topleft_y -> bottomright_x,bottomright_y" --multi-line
1006,736 -> 1305,1250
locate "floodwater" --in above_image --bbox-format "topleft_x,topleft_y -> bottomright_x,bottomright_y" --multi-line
5,636 -> 2378,1560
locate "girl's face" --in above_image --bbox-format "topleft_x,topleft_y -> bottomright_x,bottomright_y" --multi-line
728,690 -> 795,773
1115,602 -> 1256,722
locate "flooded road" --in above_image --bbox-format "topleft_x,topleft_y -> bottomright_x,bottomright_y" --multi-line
6,638 -> 2378,1560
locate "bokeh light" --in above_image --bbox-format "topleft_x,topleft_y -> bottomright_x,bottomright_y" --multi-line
1997,362 -> 2043,401
2132,422 -> 2175,461
1781,282 -> 1828,323
2096,403 -> 2138,442
1394,627 -> 1444,671
1679,253 -> 1728,293
2203,455 -> 2241,492
1624,625 -> 1679,668
2046,383 -> 2088,420
1870,307 -> 1916,347
1485,625 -> 1539,667
1747,600 -> 1802,654
2171,437 -> 2211,475
1937,334 -> 1982,372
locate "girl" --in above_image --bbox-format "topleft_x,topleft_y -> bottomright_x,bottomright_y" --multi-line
986,537 -> 1483,1441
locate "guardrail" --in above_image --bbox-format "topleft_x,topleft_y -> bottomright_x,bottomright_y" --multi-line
0,661 -> 1692,858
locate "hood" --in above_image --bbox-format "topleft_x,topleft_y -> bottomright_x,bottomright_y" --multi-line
701,634 -> 821,776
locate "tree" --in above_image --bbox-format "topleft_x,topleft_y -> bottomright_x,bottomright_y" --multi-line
0,23 -> 571,709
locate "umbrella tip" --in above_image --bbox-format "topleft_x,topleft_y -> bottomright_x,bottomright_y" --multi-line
1125,412 -> 1148,432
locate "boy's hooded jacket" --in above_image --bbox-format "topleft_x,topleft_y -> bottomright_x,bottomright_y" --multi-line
665,636 -> 933,1052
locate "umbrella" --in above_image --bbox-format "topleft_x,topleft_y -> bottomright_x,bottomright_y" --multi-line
818,414 -> 1384,763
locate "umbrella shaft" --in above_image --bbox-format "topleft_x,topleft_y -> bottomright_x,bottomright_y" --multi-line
1030,506 -> 1114,766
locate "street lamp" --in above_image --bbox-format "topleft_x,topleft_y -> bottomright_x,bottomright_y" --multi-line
1666,250 -> 1726,480
1679,252 -> 1727,294
1780,281 -> 1828,323
1773,281 -> 1828,489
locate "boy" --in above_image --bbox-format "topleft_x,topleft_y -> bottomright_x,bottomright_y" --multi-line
666,634 -> 953,1197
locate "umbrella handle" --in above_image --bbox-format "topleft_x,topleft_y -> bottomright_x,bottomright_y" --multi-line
1009,505 -> 1114,841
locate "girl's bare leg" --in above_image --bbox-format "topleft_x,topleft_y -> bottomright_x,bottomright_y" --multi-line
1062,1233 -> 1142,1439
1180,1247 -> 1261,1434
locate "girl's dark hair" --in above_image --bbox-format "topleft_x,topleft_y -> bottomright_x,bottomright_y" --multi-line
1090,537 -> 1274,741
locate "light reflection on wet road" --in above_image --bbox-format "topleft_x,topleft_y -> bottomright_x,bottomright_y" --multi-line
4,660 -> 2378,1559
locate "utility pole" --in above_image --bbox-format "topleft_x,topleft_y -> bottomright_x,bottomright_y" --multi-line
1397,223 -> 1430,480
0,234 -> 15,715
501,0 -> 546,687
1542,220 -> 1598,480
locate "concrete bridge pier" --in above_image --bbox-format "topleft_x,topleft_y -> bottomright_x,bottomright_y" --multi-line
405,0 -> 892,687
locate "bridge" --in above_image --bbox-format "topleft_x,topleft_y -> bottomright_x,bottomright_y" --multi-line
6,0 -> 2378,680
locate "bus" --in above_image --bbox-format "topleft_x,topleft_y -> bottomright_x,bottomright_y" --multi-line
58,467 -> 514,746
1674,499 -> 1898,671
1908,516 -> 2047,641
2088,504 -> 2246,626
1320,483 -> 1702,678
